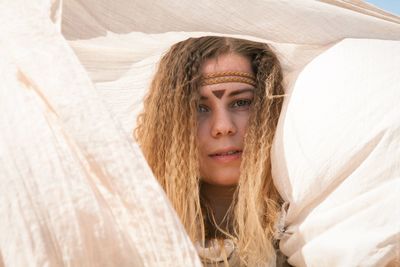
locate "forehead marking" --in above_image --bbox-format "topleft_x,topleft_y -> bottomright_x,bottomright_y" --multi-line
212,90 -> 225,99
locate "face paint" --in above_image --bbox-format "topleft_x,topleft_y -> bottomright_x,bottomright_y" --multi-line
212,89 -> 225,99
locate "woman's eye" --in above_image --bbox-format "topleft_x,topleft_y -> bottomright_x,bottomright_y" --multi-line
232,99 -> 252,108
197,105 -> 209,113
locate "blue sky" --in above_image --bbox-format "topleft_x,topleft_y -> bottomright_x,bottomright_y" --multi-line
365,0 -> 400,15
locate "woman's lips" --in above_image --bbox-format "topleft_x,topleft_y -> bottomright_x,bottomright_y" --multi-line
208,150 -> 242,163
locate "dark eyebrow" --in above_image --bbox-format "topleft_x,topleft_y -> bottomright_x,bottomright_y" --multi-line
228,88 -> 254,97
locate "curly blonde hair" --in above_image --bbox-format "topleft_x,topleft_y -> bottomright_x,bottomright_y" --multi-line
135,36 -> 284,266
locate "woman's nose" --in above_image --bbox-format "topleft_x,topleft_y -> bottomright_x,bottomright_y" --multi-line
211,109 -> 237,138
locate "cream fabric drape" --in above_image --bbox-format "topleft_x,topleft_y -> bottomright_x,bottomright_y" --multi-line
272,38 -> 400,267
0,1 -> 200,266
1,0 -> 399,266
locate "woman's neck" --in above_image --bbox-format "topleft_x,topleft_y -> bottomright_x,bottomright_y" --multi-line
200,182 -> 237,235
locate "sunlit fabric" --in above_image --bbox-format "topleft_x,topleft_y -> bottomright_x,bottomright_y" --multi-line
0,0 -> 399,266
272,38 -> 400,267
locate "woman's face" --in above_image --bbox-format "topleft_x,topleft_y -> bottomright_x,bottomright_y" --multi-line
197,53 -> 255,186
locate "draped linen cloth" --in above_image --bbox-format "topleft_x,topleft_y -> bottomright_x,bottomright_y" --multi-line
0,1 -> 201,267
1,0 -> 399,266
272,38 -> 400,267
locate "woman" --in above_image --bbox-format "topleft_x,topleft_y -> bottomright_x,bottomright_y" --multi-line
135,36 -> 285,266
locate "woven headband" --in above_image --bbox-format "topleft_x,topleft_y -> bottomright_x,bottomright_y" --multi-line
201,71 -> 256,86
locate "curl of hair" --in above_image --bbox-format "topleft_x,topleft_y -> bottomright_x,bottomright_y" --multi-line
135,36 -> 285,266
